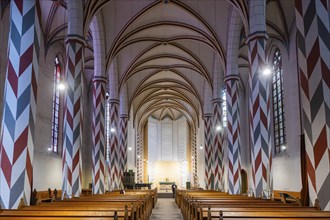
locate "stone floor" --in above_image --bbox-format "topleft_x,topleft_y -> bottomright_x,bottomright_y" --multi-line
150,198 -> 183,220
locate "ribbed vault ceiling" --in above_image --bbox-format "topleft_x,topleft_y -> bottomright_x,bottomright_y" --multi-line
33,0 -> 295,131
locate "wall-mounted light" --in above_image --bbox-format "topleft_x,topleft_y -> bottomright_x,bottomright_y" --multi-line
199,145 -> 203,150
48,147 -> 52,152
57,82 -> 66,90
128,147 -> 132,151
191,156 -> 194,159
215,125 -> 222,131
137,155 -> 141,158
280,145 -> 287,151
262,67 -> 271,76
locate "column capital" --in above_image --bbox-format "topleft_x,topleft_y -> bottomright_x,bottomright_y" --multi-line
212,98 -> 222,104
120,114 -> 128,119
246,31 -> 268,44
92,76 -> 107,84
224,75 -> 240,83
65,34 -> 87,46
203,113 -> 212,118
108,99 -> 120,104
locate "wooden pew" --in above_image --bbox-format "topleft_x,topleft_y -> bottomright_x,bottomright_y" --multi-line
177,190 -> 330,220
273,189 -> 302,205
0,189 -> 156,220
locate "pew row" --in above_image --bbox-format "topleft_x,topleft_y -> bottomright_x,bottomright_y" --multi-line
176,190 -> 330,220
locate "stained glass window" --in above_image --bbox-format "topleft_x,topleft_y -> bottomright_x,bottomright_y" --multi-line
272,49 -> 286,154
51,56 -> 62,153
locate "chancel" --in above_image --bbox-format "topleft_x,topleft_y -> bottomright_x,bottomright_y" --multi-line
0,0 -> 329,219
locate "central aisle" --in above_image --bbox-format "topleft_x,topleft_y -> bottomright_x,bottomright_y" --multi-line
150,198 -> 184,220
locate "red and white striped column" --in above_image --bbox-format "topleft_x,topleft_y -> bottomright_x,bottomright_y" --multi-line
0,0 -> 41,209
61,36 -> 85,198
108,99 -> 120,190
247,34 -> 272,197
247,0 -> 272,198
192,130 -> 198,187
225,75 -> 241,195
295,0 -> 330,210
136,130 -> 144,183
212,99 -> 224,191
92,76 -> 107,194
204,114 -> 213,189
119,115 -> 128,185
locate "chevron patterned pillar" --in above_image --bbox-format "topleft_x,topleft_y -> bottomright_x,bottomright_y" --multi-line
295,0 -> 330,210
91,76 -> 107,194
136,130 -> 143,183
225,75 -> 241,195
108,100 -> 119,190
247,33 -> 272,197
0,0 -> 41,209
212,99 -> 223,191
192,130 -> 198,187
61,36 -> 85,198
204,114 -> 213,189
119,115 -> 128,185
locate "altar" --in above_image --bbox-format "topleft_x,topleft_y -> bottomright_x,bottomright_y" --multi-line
159,181 -> 175,192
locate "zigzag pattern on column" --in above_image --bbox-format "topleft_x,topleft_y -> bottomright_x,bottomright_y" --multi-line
296,0 -> 330,210
0,0 -> 41,209
119,115 -> 128,186
109,100 -> 119,189
192,131 -> 198,187
136,131 -> 143,183
225,75 -> 241,195
204,114 -> 213,189
62,36 -> 85,198
247,33 -> 272,198
212,99 -> 223,191
92,77 -> 107,194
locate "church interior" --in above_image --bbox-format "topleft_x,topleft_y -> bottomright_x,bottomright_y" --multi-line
0,0 -> 329,217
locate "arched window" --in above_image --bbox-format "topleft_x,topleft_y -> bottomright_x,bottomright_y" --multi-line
221,88 -> 227,127
272,49 -> 286,154
50,56 -> 62,153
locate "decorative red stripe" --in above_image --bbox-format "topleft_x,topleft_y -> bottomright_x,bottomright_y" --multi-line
26,150 -> 33,185
7,62 -> 18,97
72,149 -> 80,170
307,39 -> 320,78
13,127 -> 28,164
313,126 -> 328,168
1,149 -> 12,187
306,153 -> 316,191
19,46 -> 33,76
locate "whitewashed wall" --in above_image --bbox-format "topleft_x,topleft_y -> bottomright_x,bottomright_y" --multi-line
33,41 -> 66,191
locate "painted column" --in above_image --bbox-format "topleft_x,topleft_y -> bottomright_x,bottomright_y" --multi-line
225,75 -> 241,195
119,84 -> 128,186
136,130 -> 143,183
212,99 -> 223,191
192,130 -> 198,187
204,114 -> 213,189
247,0 -> 272,197
0,0 -> 41,209
119,116 -> 127,183
108,99 -> 119,189
61,36 -> 85,198
91,76 -> 107,194
295,0 -> 330,210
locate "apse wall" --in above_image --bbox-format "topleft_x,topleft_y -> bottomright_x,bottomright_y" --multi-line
147,116 -> 189,188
